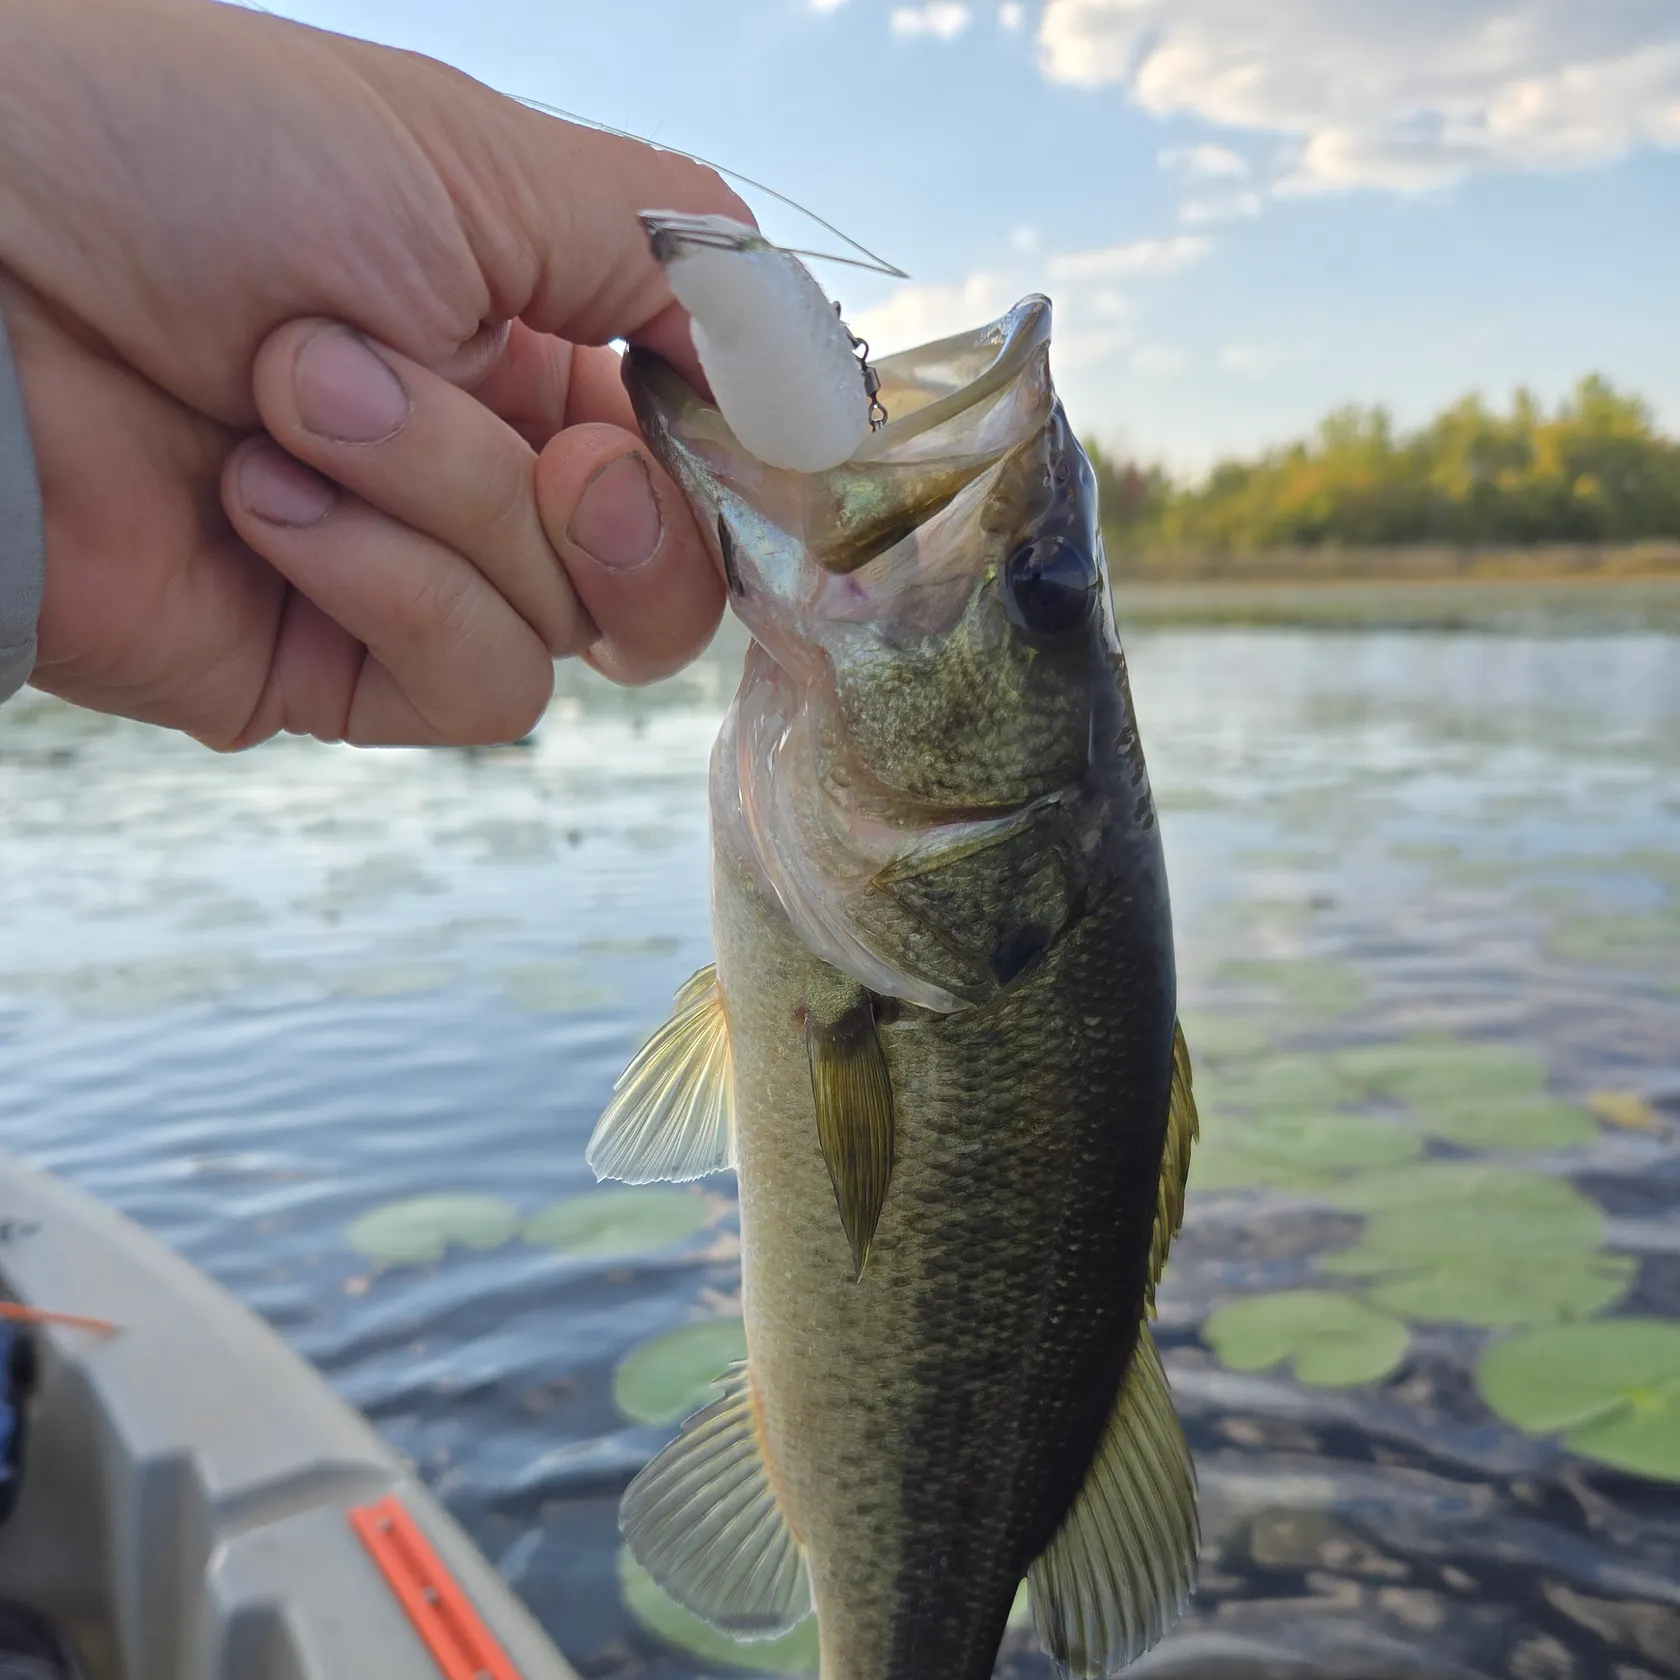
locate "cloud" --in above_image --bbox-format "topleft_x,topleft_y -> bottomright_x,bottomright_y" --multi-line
1047,234 -> 1210,280
1180,189 -> 1262,225
890,2 -> 973,40
1129,343 -> 1187,377
1160,142 -> 1250,180
809,0 -> 847,11
1037,2 -> 1680,192
850,232 -> 1195,377
998,1 -> 1025,28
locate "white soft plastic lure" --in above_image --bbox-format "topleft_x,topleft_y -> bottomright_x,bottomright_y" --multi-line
640,211 -> 875,474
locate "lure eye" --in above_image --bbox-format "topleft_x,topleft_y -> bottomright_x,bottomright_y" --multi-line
1001,538 -> 1098,638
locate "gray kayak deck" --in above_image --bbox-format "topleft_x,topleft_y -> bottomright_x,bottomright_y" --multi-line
0,1153 -> 580,1680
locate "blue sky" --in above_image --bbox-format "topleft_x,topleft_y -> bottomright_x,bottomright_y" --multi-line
264,0 -> 1680,475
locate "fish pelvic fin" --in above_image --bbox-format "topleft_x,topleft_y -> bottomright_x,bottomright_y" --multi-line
621,1360 -> 812,1639
1028,1328 -> 1199,1676
587,964 -> 736,1183
1146,1020 -> 1200,1316
806,988 -> 896,1279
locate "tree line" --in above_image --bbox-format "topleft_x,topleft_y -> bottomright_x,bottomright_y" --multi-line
1089,376 -> 1680,553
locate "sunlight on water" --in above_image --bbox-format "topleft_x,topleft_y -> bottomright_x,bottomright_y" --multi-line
0,617 -> 1676,1680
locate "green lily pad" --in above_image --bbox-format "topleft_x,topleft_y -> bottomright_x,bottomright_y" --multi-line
1477,1320 -> 1680,1481
1329,1035 -> 1548,1105
345,1193 -> 521,1265
614,1317 -> 749,1426
1411,1093 -> 1598,1151
1545,913 -> 1680,975
1178,1014 -> 1271,1066
1326,1165 -> 1603,1257
619,1549 -> 819,1673
1205,1054 -> 1351,1117
1217,960 -> 1367,1021
1363,1252 -> 1635,1327
1237,1112 -> 1422,1171
1203,1291 -> 1409,1388
524,1187 -> 714,1257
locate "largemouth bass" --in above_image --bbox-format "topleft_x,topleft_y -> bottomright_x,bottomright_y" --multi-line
589,294 -> 1199,1680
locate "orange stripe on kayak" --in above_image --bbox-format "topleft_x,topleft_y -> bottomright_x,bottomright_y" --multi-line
348,1495 -> 522,1680
0,1303 -> 117,1335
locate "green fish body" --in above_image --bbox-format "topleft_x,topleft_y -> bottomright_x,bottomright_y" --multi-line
590,298 -> 1199,1680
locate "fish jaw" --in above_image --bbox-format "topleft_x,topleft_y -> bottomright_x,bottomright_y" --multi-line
629,297 -> 1143,1013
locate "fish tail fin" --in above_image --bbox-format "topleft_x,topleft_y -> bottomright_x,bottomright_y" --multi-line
587,964 -> 736,1184
1027,1327 -> 1198,1675
621,1360 -> 811,1639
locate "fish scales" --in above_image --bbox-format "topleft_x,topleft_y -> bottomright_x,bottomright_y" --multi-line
591,287 -> 1200,1680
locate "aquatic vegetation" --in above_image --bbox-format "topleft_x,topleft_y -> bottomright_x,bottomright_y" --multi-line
1477,1321 -> 1680,1482
498,963 -> 616,1012
619,1549 -> 820,1674
1587,1090 -> 1663,1132
1203,1290 -> 1409,1387
1364,1252 -> 1635,1327
325,962 -> 458,999
1328,1035 -> 1548,1105
345,1193 -> 521,1265
1409,1093 -> 1599,1151
612,1316 -> 749,1426
1190,1111 -> 1419,1195
1545,911 -> 1680,976
523,1188 -> 713,1257
1216,959 -> 1368,1023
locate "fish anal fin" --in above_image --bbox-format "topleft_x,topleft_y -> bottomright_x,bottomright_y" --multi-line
621,1361 -> 811,1639
1028,1328 -> 1199,1676
1147,1020 -> 1200,1314
587,964 -> 736,1184
806,989 -> 895,1278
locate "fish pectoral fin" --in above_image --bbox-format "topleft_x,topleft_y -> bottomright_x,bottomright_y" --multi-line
621,1360 -> 812,1639
1147,1020 -> 1200,1314
586,964 -> 736,1184
807,988 -> 895,1279
1028,1328 -> 1199,1677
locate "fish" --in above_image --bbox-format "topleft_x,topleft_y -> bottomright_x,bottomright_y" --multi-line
588,293 -> 1200,1680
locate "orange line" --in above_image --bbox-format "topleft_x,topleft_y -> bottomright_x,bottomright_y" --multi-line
0,1303 -> 117,1335
348,1496 -> 522,1680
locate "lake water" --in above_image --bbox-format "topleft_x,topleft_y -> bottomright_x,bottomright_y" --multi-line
1,611 -> 1677,1680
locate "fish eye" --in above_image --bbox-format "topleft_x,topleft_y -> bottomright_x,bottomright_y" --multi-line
1001,538 -> 1098,638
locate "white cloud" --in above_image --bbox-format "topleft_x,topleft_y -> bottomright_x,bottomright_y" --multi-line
1160,142 -> 1250,180
1180,189 -> 1262,225
1008,223 -> 1041,251
1219,342 -> 1290,377
851,271 -> 1018,354
890,2 -> 974,41
1047,234 -> 1209,280
998,1 -> 1025,29
1038,2 -> 1680,193
809,0 -> 847,11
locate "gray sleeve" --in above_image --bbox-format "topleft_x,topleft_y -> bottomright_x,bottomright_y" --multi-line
0,303 -> 44,704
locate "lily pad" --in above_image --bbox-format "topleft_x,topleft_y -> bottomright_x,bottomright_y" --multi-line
345,1193 -> 521,1265
1326,1166 -> 1603,1255
1188,1112 -> 1421,1196
619,1549 -> 819,1673
1179,1014 -> 1271,1066
524,1188 -> 714,1257
1217,960 -> 1367,1021
1203,1291 -> 1409,1388
1329,1035 -> 1548,1106
1363,1252 -> 1635,1327
614,1317 -> 749,1426
1205,1054 -> 1351,1117
1545,913 -> 1680,976
1411,1094 -> 1599,1151
1587,1090 -> 1662,1132
1477,1320 -> 1680,1481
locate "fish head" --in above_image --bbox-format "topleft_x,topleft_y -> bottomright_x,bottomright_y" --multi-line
625,297 -> 1147,1013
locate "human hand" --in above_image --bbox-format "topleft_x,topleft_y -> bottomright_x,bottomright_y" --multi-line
0,0 -> 740,747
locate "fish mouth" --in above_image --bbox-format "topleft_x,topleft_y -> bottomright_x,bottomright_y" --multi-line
622,294 -> 1052,492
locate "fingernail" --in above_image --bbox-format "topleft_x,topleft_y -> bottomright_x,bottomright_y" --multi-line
568,453 -> 663,570
239,447 -> 335,527
294,326 -> 411,443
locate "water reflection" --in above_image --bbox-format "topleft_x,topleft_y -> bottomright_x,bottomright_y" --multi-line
0,613 -> 1676,1680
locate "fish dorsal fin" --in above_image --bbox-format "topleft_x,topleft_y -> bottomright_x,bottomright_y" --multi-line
1147,1021 -> 1200,1314
621,1360 -> 812,1638
587,965 -> 735,1184
806,990 -> 896,1278
1028,1328 -> 1199,1676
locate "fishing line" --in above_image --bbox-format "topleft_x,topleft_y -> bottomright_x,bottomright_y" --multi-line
514,97 -> 911,280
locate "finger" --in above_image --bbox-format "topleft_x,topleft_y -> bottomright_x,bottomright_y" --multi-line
222,439 -> 553,746
250,318 -> 593,657
564,343 -> 639,432
465,320 -> 576,451
535,424 -> 725,685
